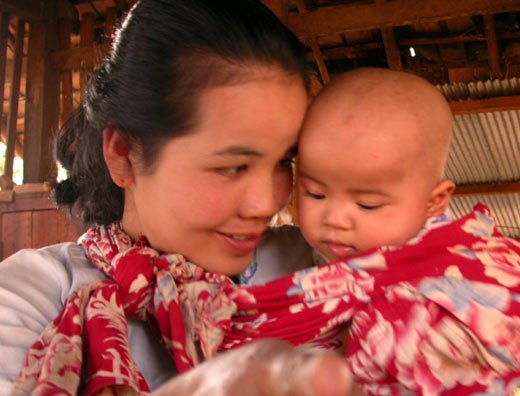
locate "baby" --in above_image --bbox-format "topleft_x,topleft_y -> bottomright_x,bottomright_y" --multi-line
296,67 -> 455,262
239,68 -> 520,395
245,67 -> 455,283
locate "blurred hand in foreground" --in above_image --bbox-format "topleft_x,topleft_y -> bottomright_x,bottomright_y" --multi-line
153,339 -> 358,396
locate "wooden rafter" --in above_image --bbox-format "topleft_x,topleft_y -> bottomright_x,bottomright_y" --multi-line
374,0 -> 403,71
449,96 -> 520,115
262,0 -> 288,24
288,0 -> 520,37
0,0 -> 42,21
310,37 -> 330,84
381,27 -> 403,71
454,181 -> 520,196
483,14 -> 502,78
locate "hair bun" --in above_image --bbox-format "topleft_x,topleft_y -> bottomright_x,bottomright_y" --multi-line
53,178 -> 80,206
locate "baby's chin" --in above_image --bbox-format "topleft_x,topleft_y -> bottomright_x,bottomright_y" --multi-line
314,248 -> 360,265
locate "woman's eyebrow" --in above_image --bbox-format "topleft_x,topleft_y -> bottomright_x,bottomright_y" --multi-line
212,146 -> 262,157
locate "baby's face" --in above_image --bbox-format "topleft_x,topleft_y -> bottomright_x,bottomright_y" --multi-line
296,110 -> 434,262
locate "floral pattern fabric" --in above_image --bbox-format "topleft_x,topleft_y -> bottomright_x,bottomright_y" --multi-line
224,204 -> 520,395
11,204 -> 520,395
11,224 -> 237,396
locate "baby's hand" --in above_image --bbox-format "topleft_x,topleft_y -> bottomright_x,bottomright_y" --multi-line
153,339 -> 356,396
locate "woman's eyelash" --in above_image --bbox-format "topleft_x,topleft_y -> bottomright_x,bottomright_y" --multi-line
218,165 -> 247,176
279,157 -> 295,168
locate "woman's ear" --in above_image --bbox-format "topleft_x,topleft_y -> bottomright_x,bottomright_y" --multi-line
103,128 -> 134,188
426,179 -> 455,217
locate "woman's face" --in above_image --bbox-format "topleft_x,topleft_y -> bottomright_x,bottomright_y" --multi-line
123,71 -> 308,275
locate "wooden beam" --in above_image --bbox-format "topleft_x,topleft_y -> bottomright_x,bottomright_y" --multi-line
321,31 -> 520,60
0,0 -> 42,21
23,0 -> 61,183
454,181 -> 520,196
294,0 -> 307,13
400,35 -> 486,46
262,0 -> 288,24
288,0 -> 520,38
319,42 -> 384,60
402,30 -> 520,47
483,14 -> 502,78
449,96 -> 520,114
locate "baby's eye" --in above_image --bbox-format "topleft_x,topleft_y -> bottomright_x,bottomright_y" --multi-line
357,203 -> 382,210
306,190 -> 325,200
218,164 -> 248,176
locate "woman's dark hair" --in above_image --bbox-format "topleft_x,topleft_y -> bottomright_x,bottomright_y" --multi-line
53,0 -> 309,226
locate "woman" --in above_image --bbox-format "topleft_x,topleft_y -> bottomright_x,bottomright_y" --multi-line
0,0 -> 353,395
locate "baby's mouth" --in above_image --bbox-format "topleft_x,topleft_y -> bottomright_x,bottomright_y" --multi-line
326,242 -> 357,259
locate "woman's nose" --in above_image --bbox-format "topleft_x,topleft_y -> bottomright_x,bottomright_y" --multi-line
239,175 -> 288,220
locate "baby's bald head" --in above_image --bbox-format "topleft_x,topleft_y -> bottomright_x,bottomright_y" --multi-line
301,68 -> 453,187
297,68 -> 456,259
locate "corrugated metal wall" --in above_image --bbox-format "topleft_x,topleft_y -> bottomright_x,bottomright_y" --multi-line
439,78 -> 520,239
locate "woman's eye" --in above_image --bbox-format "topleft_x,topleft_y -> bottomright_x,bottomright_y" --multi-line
278,156 -> 295,170
218,165 -> 247,176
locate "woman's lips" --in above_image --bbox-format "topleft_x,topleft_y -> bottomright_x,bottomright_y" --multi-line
218,232 -> 263,253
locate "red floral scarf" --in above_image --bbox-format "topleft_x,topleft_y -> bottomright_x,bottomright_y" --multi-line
12,204 -> 520,395
225,205 -> 520,395
12,223 -> 237,395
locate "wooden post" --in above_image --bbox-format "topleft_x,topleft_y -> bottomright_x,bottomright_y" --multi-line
79,12 -> 95,103
3,18 -> 25,187
0,13 -> 9,144
23,0 -> 61,184
105,7 -> 118,43
59,16 -> 73,124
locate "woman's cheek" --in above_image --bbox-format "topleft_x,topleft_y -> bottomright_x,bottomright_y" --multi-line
274,171 -> 293,208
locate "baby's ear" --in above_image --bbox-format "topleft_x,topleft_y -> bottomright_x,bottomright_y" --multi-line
426,180 -> 455,217
103,128 -> 134,188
